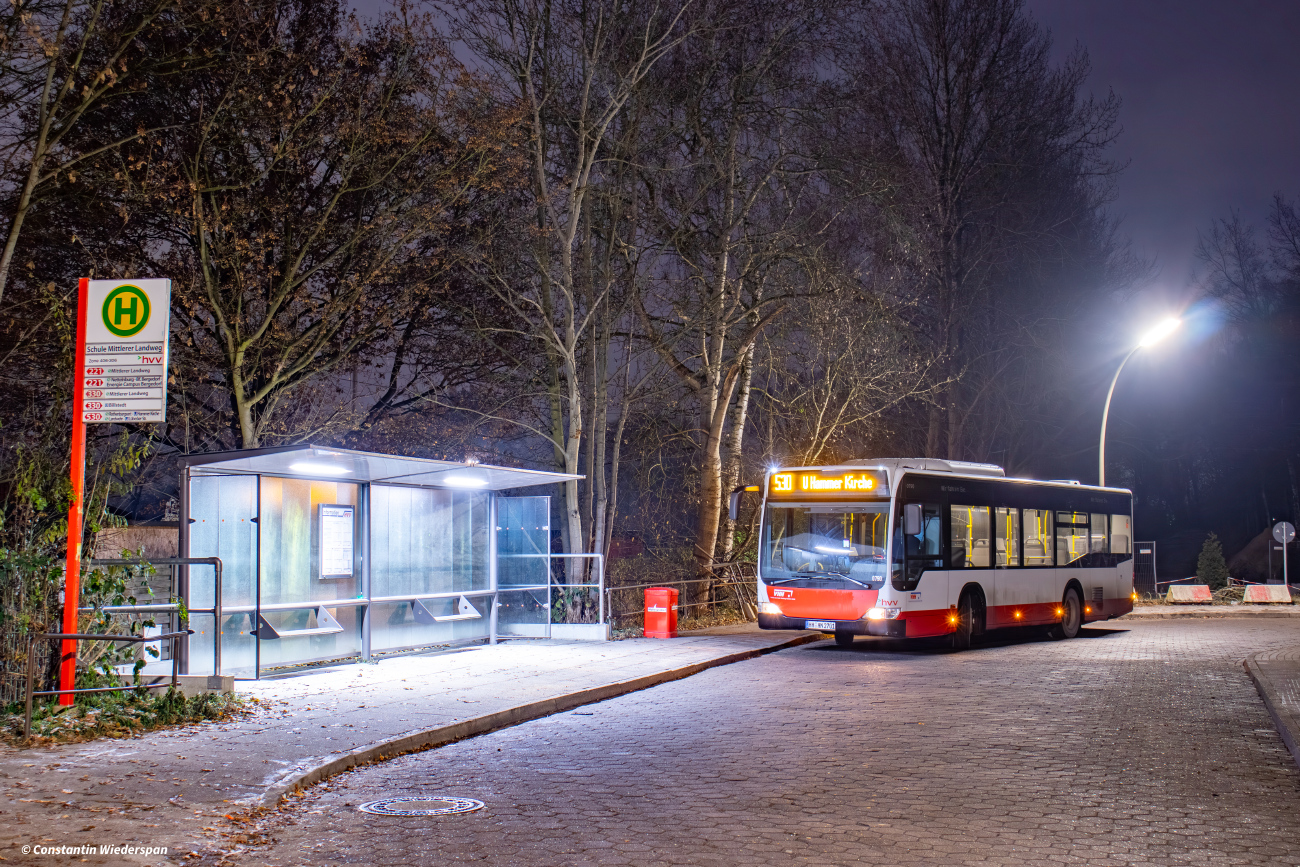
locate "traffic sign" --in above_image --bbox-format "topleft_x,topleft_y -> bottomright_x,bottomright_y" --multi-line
78,279 -> 171,423
1274,521 -> 1295,545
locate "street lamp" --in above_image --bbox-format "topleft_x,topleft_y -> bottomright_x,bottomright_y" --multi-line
1098,317 -> 1181,487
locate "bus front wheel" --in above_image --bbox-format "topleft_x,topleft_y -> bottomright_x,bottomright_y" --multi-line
835,632 -> 855,647
951,592 -> 977,650
1048,588 -> 1083,640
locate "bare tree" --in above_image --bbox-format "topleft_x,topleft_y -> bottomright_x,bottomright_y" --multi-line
635,0 -> 837,589
118,0 -> 518,448
0,0 -> 197,309
451,0 -> 691,563
846,0 -> 1123,461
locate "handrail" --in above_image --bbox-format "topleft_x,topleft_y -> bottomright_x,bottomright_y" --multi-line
24,630 -> 194,741
87,557 -> 222,676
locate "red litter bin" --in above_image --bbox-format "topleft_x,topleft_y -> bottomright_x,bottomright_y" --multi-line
643,587 -> 679,638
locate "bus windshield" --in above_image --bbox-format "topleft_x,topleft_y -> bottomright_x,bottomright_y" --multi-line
761,504 -> 889,588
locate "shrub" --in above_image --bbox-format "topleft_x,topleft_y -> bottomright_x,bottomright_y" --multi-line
1197,532 -> 1230,590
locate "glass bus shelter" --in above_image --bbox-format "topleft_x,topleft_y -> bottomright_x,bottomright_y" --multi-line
177,445 -> 599,678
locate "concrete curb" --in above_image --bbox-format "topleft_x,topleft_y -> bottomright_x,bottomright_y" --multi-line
258,631 -> 825,807
1121,610 -> 1300,620
1243,654 -> 1300,772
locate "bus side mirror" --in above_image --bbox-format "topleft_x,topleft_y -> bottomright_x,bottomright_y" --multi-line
904,503 -> 923,536
729,485 -> 761,522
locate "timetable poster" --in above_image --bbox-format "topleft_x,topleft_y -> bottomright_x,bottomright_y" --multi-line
319,504 -> 355,578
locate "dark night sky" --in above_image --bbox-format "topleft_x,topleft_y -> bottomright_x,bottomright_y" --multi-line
1028,0 -> 1300,291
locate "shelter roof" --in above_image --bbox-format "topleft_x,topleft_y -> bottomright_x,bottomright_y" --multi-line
180,444 -> 579,491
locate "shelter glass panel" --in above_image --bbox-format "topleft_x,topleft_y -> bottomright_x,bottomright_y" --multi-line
187,474 -> 258,676
497,496 -> 551,587
495,588 -> 551,638
370,485 -> 490,598
259,477 -> 361,605
368,596 -> 492,652
188,474 -> 257,609
254,604 -> 363,669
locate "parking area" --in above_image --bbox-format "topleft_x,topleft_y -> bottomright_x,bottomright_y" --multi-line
228,619 -> 1300,866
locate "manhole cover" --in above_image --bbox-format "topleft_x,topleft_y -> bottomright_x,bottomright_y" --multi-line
358,796 -> 484,817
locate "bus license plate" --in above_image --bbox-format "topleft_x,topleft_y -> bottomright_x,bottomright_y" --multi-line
805,620 -> 836,631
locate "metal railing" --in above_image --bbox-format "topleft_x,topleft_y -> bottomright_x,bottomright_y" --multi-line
605,564 -> 758,627
87,557 -> 222,674
499,552 -> 606,631
23,629 -> 193,741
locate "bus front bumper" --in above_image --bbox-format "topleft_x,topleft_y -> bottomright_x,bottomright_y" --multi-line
757,612 -> 907,638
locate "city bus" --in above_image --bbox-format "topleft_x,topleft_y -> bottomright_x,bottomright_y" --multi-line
742,458 -> 1135,648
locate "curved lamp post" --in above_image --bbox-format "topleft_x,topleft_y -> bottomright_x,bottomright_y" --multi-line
1099,317 -> 1181,487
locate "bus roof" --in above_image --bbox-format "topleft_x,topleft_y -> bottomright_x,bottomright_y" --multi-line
767,458 -> 1133,495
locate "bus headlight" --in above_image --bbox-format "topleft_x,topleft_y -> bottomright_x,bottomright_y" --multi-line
866,607 -> 887,620
758,602 -> 783,616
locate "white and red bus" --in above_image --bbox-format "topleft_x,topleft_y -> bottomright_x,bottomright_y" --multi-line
744,458 -> 1135,647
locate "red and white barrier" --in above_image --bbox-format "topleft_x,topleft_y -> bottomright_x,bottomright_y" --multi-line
1243,584 -> 1294,604
1166,584 -> 1212,603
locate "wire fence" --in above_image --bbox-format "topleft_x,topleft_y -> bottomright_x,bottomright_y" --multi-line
1,630 -> 56,707
605,562 -> 758,633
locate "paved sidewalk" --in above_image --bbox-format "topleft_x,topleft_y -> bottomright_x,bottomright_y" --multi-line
1245,645 -> 1300,771
1123,603 -> 1300,618
0,624 -> 818,865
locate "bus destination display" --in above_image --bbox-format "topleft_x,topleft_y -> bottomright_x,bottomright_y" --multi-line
769,469 -> 888,498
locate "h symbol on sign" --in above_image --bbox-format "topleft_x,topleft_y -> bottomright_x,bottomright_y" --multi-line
112,295 -> 138,326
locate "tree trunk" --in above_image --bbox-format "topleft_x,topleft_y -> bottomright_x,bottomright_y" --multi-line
719,343 -> 755,562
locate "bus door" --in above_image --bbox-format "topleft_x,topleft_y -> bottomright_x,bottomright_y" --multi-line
893,501 -> 942,598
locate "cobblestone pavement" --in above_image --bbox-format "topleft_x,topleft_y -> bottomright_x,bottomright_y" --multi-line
226,619 -> 1300,867
0,626 -> 813,866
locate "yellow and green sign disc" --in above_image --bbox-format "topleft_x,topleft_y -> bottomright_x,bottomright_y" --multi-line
102,285 -> 151,337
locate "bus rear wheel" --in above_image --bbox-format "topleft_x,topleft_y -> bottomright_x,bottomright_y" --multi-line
834,632 -> 855,647
1048,588 -> 1083,640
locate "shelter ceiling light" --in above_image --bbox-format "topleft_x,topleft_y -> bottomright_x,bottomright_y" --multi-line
288,461 -> 350,476
441,469 -> 489,488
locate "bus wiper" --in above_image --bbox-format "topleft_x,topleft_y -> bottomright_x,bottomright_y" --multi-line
770,571 -> 871,589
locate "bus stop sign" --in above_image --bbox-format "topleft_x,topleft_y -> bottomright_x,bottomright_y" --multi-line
1275,522 -> 1296,545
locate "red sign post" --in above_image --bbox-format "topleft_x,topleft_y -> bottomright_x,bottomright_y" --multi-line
59,280 -> 90,704
61,278 -> 171,704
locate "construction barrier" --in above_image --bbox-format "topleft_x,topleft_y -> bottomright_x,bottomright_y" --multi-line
1166,584 -> 1212,603
1243,584 -> 1294,604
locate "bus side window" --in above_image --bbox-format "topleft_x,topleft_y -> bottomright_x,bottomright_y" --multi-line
950,505 -> 990,568
1090,514 -> 1108,555
1056,512 -> 1088,565
1022,509 -> 1054,566
1110,514 -> 1132,554
995,507 -> 1019,567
